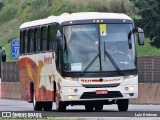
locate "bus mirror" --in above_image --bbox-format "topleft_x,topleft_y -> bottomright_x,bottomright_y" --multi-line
2,54 -> 6,62
1,47 -> 6,62
57,36 -> 63,50
137,27 -> 144,45
128,29 -> 134,49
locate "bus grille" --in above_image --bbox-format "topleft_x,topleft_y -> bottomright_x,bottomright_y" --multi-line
82,84 -> 120,88
80,91 -> 123,99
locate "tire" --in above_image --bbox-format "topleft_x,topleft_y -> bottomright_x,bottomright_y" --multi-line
43,102 -> 53,111
55,94 -> 66,112
95,104 -> 103,111
57,102 -> 66,112
33,91 -> 42,111
85,104 -> 94,111
117,99 -> 129,111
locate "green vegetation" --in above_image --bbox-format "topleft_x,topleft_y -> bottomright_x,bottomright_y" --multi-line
0,0 -> 159,61
137,38 -> 160,56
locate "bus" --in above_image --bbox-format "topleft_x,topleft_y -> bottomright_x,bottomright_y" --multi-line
19,12 -> 144,112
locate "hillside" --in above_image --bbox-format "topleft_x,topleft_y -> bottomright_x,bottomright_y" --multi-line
0,0 -> 159,61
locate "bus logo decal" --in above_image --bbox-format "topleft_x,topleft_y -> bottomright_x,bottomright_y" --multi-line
44,56 -> 52,64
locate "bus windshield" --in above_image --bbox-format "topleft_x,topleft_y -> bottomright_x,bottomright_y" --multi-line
63,24 -> 136,72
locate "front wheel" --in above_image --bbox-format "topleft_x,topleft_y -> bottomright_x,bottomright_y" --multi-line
117,99 -> 129,111
95,104 -> 103,111
55,94 -> 66,112
85,104 -> 94,111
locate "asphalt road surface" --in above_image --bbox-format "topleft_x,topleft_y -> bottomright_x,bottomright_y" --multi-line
0,99 -> 160,119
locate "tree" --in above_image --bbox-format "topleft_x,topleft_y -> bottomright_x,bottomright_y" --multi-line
0,0 -> 4,11
132,0 -> 160,48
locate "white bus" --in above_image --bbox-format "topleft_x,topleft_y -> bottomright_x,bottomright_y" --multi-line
19,12 -> 144,112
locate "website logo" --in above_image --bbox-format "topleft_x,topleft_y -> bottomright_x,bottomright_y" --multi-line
2,112 -> 11,118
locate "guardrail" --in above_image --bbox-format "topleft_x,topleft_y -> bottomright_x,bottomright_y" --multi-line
138,56 -> 160,83
1,56 -> 160,83
1,62 -> 19,82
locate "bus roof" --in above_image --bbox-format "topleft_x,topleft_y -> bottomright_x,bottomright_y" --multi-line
20,12 -> 133,29
58,12 -> 133,23
20,16 -> 57,29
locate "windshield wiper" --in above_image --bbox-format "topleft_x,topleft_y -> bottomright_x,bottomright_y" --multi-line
104,50 -> 123,76
78,54 -> 99,78
104,42 -> 123,76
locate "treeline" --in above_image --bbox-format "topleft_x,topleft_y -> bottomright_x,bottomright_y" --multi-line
0,0 -> 136,22
132,0 -> 160,49
0,0 -> 159,61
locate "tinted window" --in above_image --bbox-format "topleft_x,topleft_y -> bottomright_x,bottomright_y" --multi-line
29,29 -> 34,53
24,30 -> 28,53
27,30 -> 30,53
49,24 -> 58,50
36,27 -> 41,52
42,26 -> 48,51
20,31 -> 23,54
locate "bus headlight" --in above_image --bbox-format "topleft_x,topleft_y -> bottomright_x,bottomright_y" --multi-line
64,77 -> 77,81
129,86 -> 134,91
68,88 -> 78,93
125,86 -> 134,91
68,88 -> 72,93
68,95 -> 74,100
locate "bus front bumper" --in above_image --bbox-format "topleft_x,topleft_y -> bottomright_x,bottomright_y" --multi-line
60,77 -> 138,101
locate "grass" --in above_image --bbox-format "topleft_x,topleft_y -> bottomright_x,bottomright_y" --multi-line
137,38 -> 160,56
0,0 -> 159,62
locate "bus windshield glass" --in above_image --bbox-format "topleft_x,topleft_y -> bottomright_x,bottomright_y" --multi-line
63,23 -> 135,72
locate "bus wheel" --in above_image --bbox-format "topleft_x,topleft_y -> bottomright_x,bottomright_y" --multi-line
55,95 -> 66,112
33,91 -> 42,111
85,104 -> 94,111
43,102 -> 53,111
95,104 -> 103,111
117,99 -> 129,111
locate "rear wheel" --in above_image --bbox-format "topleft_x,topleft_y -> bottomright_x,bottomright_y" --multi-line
33,91 -> 42,111
43,102 -> 53,111
117,99 -> 129,111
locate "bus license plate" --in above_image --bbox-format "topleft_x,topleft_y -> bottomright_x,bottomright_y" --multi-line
96,90 -> 108,94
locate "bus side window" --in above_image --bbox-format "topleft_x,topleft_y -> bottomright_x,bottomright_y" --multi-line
24,30 -> 28,54
49,24 -> 57,51
22,30 -> 24,54
50,25 -> 54,51
42,26 -> 48,51
36,27 -> 41,52
27,30 -> 30,53
40,27 -> 43,51
20,30 -> 23,54
33,28 -> 37,52
30,29 -> 34,53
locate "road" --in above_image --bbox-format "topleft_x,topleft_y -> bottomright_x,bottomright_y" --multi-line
0,99 -> 160,119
